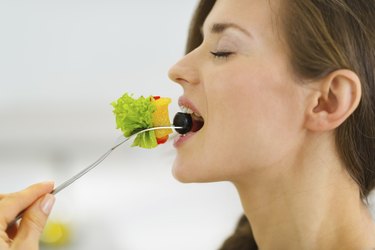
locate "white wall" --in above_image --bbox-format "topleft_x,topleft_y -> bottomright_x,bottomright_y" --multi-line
0,1 -> 243,250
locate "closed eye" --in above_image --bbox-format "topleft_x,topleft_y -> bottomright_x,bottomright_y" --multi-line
210,51 -> 234,59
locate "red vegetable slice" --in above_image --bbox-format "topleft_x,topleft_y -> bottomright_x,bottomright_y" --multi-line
156,135 -> 169,144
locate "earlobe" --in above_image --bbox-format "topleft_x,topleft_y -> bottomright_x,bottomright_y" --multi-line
304,70 -> 361,132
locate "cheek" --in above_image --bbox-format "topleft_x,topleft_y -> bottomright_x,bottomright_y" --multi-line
172,62 -> 305,183
206,67 -> 277,135
204,66 -> 304,171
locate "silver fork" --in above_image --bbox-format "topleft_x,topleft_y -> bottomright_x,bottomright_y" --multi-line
9,126 -> 181,226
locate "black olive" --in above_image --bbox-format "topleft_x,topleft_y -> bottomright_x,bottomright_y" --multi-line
173,112 -> 193,134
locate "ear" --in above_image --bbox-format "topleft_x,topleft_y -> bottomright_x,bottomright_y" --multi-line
304,69 -> 361,131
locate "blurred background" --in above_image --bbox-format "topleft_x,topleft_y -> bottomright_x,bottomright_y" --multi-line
0,0 -> 243,249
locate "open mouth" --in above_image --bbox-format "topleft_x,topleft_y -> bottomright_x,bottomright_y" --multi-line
180,105 -> 205,133
190,112 -> 204,132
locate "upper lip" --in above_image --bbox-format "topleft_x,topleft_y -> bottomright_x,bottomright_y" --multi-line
178,96 -> 202,116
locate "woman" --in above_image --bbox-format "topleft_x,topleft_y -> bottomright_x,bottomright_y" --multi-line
169,0 -> 375,249
1,0 -> 374,249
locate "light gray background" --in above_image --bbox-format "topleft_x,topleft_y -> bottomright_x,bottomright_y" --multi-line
0,1 -> 243,249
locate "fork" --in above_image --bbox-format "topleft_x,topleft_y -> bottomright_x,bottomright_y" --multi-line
9,126 -> 181,226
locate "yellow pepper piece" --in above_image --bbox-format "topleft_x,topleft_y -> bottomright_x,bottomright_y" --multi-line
151,97 -> 173,140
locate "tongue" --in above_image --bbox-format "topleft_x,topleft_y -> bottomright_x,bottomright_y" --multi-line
191,114 -> 204,132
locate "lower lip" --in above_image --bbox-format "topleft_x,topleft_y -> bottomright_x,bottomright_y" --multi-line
173,132 -> 196,148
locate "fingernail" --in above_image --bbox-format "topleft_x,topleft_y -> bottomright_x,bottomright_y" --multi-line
40,194 -> 55,215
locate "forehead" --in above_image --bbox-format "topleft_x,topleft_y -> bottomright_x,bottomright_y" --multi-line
203,0 -> 282,37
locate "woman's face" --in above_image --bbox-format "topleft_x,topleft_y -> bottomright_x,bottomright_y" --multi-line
168,0 -> 306,183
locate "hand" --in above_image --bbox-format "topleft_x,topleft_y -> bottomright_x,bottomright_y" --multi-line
0,182 -> 55,250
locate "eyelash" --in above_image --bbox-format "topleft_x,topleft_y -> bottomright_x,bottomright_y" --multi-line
210,51 -> 233,59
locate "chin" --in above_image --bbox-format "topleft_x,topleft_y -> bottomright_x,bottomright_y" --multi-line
171,158 -> 228,183
171,160 -> 197,183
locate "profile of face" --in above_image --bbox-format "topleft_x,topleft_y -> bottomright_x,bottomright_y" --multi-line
169,0 -> 307,183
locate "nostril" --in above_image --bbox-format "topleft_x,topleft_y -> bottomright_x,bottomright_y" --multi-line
168,64 -> 188,84
176,78 -> 191,85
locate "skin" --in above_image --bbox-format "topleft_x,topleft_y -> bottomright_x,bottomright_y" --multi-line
169,0 -> 375,249
1,0 -> 374,249
169,0 -> 305,183
0,182 -> 55,250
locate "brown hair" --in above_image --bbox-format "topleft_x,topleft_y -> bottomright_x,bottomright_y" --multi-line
185,0 -> 375,249
284,0 -> 375,199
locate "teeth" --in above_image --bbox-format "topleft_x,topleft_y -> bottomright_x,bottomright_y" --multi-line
193,112 -> 202,118
180,105 -> 193,114
180,105 -> 203,119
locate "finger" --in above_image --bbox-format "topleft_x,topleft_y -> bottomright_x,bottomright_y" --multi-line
12,194 -> 55,250
0,182 -> 54,230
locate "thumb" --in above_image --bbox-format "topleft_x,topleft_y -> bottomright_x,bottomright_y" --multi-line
12,194 -> 55,249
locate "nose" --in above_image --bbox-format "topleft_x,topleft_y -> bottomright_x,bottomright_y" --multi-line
168,51 -> 200,86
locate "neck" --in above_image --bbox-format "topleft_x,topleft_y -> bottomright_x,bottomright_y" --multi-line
233,136 -> 375,250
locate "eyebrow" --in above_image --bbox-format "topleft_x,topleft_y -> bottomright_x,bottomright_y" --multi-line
202,22 -> 252,38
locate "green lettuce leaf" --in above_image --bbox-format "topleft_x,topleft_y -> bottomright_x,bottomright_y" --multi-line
111,93 -> 157,148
